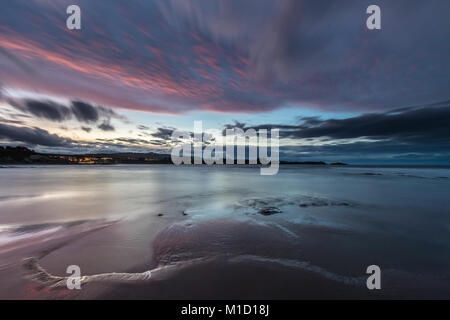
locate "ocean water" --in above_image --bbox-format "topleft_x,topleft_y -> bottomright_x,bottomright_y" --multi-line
0,164 -> 449,299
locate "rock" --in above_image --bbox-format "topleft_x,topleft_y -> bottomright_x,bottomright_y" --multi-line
258,207 -> 282,216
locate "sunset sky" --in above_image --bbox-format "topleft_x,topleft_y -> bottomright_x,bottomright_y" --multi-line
1,0 -> 449,163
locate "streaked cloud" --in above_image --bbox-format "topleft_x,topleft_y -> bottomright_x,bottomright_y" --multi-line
1,0 -> 448,114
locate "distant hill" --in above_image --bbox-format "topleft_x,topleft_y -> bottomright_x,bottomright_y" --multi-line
0,146 -> 172,164
0,146 -> 37,163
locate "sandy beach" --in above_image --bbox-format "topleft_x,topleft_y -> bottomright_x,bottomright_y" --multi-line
0,165 -> 449,299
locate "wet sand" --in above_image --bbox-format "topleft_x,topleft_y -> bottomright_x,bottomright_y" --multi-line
1,210 -> 448,299
1,165 -> 450,299
0,217 -> 375,300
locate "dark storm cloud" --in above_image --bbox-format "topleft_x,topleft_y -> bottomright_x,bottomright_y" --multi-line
97,121 -> 115,132
289,103 -> 449,143
71,101 -> 99,123
290,105 -> 450,143
223,121 -> 246,134
1,0 -> 449,113
224,101 -> 450,157
151,127 -> 213,144
151,128 -> 175,140
7,98 -> 124,125
8,99 -> 72,122
0,123 -> 165,154
0,123 -> 73,147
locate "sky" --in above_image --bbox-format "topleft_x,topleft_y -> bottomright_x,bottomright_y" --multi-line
0,0 -> 449,164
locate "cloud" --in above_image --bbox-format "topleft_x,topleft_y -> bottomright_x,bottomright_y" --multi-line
1,0 -> 448,114
81,126 -> 92,133
0,46 -> 34,75
0,116 -> 25,125
7,98 -> 125,125
0,123 -> 73,147
150,127 -> 214,145
137,125 -> 150,130
0,123 -> 169,154
71,101 -> 100,123
222,120 -> 247,135
225,101 -> 450,143
288,103 -> 450,145
97,120 -> 115,132
8,99 -> 71,122
222,101 -> 450,162
149,139 -> 169,146
151,127 -> 175,140
114,138 -> 149,144
97,106 -> 127,121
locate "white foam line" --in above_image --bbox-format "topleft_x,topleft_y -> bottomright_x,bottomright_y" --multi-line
229,255 -> 365,286
22,256 -> 213,288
